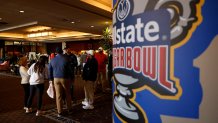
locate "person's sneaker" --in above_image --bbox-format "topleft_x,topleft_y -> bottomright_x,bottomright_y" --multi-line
82,101 -> 88,106
82,104 -> 94,110
36,110 -> 45,116
57,112 -> 64,117
57,114 -> 62,117
25,108 -> 32,113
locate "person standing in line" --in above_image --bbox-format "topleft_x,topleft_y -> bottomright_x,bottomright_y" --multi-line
49,53 -> 55,63
25,56 -> 48,116
81,51 -> 87,71
63,47 -> 78,102
82,50 -> 98,109
18,56 -> 30,110
94,47 -> 108,92
49,47 -> 73,117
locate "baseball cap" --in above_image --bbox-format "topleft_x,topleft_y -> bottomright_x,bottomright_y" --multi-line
98,47 -> 103,51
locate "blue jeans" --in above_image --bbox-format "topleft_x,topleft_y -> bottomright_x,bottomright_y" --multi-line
27,84 -> 44,110
21,84 -> 30,107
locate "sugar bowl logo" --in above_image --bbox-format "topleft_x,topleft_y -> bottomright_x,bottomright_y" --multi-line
112,0 -> 204,123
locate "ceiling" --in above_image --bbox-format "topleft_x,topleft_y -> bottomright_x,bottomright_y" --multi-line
0,0 -> 112,42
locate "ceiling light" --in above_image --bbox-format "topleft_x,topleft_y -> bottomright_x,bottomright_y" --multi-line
26,26 -> 52,32
19,10 -> 24,13
105,22 -> 108,24
27,31 -> 53,38
80,0 -> 111,12
71,21 -> 75,24
0,18 -> 2,20
90,26 -> 94,28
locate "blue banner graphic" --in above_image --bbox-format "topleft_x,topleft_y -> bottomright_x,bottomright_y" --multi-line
112,0 -> 218,123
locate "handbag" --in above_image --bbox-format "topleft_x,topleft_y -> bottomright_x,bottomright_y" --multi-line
47,82 -> 54,98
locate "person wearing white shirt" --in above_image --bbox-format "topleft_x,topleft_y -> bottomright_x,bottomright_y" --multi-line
26,56 -> 48,116
18,57 -> 30,110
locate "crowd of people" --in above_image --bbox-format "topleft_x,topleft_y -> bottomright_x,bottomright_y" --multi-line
17,46 -> 113,117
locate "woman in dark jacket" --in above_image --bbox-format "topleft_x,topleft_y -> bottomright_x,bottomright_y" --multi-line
82,50 -> 98,109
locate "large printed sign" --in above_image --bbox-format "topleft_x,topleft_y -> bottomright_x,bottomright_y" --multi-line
111,0 -> 216,123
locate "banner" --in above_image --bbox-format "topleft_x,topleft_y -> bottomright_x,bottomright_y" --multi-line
112,0 -> 218,123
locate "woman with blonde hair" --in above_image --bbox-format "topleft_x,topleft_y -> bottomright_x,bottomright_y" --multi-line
18,56 -> 30,110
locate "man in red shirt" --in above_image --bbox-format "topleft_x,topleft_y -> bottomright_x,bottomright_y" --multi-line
94,47 -> 108,92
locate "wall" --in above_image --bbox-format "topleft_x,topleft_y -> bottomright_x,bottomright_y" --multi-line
66,40 -> 101,52
0,40 -> 5,58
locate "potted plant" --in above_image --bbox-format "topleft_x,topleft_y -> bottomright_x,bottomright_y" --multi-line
100,27 -> 112,51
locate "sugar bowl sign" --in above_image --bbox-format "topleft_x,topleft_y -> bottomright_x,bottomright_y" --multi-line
112,0 -> 204,123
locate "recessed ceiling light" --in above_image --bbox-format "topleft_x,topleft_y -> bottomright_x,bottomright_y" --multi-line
19,10 -> 24,13
105,22 -> 109,24
71,21 -> 75,24
90,26 -> 94,28
0,18 -> 2,20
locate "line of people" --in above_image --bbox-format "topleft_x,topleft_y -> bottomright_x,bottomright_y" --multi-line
18,46 -> 112,117
18,56 -> 48,116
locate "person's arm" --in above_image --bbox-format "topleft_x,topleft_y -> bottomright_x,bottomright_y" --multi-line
67,60 -> 74,79
20,66 -> 29,77
48,63 -> 54,81
94,59 -> 98,74
44,65 -> 49,79
104,54 -> 108,64
27,63 -> 34,75
72,54 -> 78,67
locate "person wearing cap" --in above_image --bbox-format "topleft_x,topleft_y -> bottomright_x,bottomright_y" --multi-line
94,47 -> 108,92
82,50 -> 98,109
48,47 -> 73,117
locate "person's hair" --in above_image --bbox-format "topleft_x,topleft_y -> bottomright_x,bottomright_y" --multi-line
18,57 -> 28,66
56,47 -> 63,54
40,55 -> 48,64
34,56 -> 46,73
